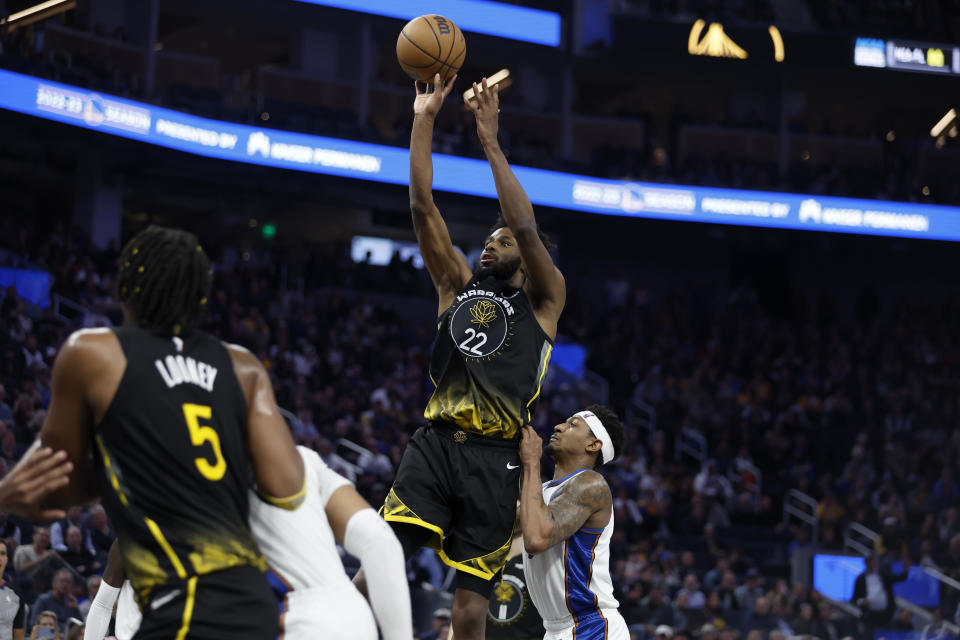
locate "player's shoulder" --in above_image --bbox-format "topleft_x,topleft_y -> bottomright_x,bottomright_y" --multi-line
221,341 -> 267,382
56,328 -> 121,369
566,470 -> 612,503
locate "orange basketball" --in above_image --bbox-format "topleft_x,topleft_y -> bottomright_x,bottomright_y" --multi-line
396,14 -> 466,83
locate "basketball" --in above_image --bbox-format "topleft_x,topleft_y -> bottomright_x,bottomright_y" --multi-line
396,14 -> 466,83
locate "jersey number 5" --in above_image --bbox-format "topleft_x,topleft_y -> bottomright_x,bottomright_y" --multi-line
182,403 -> 227,481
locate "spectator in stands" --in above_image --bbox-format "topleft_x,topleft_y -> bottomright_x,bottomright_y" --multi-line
694,460 -> 733,505
0,511 -> 21,547
29,610 -> 61,640
77,575 -> 99,620
920,605 -> 953,640
50,507 -> 84,553
853,552 -> 910,637
703,556 -> 729,592
30,570 -> 80,633
13,526 -> 56,583
419,607 -> 451,640
0,384 -> 12,423
743,597 -> 776,635
734,569 -> 764,611
82,505 -> 113,564
677,574 -> 707,608
641,585 -> 680,632
59,527 -> 99,578
814,601 -> 840,640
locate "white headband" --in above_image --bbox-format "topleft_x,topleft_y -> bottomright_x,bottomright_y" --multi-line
575,410 -> 614,465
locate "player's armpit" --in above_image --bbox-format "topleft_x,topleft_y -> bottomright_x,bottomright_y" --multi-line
526,472 -> 611,554
226,344 -> 305,508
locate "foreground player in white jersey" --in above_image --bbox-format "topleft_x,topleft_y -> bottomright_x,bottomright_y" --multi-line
519,406 -> 628,640
85,446 -> 412,640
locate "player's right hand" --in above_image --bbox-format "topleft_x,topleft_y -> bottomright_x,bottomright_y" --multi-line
413,72 -> 457,118
519,424 -> 543,466
0,441 -> 72,521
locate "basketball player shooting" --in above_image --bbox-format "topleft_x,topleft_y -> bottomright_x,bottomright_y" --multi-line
518,408 -> 629,640
38,226 -> 307,639
362,72 -> 566,640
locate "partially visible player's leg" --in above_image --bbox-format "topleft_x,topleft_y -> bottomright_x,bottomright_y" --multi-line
451,583 -> 491,640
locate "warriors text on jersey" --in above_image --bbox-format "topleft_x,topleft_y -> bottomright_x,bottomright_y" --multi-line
424,275 -> 553,438
94,327 -> 265,605
523,470 -> 625,639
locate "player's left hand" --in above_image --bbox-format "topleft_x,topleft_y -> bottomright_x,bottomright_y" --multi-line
466,76 -> 500,146
519,425 -> 542,465
0,441 -> 72,521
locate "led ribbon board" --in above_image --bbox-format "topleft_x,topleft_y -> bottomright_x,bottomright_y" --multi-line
3,68 -> 960,242
291,0 -> 562,47
854,36 -> 960,75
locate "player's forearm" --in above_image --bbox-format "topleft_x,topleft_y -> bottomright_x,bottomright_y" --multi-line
519,461 -> 551,553
480,139 -> 537,234
343,509 -> 412,640
83,581 -> 120,640
410,114 -> 437,212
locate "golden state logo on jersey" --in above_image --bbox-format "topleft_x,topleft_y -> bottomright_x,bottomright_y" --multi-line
449,288 -> 515,359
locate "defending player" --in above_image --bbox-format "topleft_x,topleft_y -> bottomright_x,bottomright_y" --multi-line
39,226 -> 306,639
369,73 -> 566,640
519,407 -> 629,640
85,446 -> 412,640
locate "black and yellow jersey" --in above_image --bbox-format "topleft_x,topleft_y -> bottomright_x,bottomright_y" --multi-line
94,327 -> 264,605
424,275 -> 553,439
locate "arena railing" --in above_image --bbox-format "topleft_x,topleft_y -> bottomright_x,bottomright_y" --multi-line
783,488 -> 819,545
843,521 -> 878,556
627,386 -> 657,446
674,429 -> 707,464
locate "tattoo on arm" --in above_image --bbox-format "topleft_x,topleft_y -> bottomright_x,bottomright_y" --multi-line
543,474 -> 611,548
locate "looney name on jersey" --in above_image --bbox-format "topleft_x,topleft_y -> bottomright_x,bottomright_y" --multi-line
455,289 -> 516,316
154,354 -> 218,392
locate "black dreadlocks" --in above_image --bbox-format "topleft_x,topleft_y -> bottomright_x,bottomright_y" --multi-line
116,225 -> 211,336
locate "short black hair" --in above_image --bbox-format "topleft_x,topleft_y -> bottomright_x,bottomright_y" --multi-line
586,404 -> 624,469
116,225 -> 211,336
490,213 -> 557,252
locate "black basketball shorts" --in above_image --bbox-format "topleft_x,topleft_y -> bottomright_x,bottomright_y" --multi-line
383,423 -> 521,583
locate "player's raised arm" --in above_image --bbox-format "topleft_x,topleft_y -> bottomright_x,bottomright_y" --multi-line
467,78 -> 566,317
410,73 -> 473,313
518,425 -> 611,554
227,345 -> 305,509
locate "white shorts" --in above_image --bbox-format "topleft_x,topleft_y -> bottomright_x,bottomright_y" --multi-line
279,588 -> 378,640
541,609 -> 629,640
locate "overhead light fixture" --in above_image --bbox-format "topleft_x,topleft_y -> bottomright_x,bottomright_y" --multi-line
1,0 -> 76,28
930,108 -> 957,138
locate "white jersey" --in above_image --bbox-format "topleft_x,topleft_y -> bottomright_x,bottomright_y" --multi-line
111,447 -> 377,640
523,469 -> 626,640
248,446 -> 377,640
114,580 -> 140,640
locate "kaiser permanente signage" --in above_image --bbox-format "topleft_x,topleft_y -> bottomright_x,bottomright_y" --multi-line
3,69 -> 958,242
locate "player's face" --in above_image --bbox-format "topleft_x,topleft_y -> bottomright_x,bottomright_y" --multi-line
475,227 -> 522,280
545,415 -> 598,460
0,542 -> 7,575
